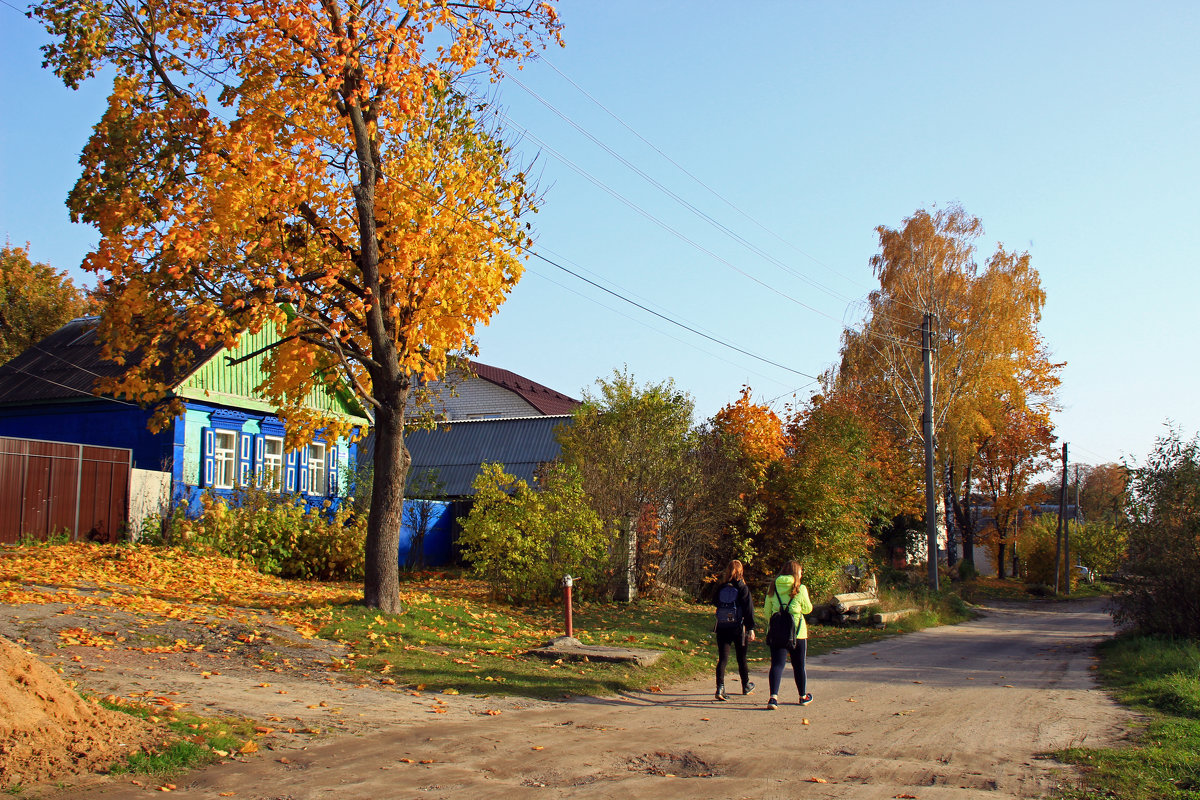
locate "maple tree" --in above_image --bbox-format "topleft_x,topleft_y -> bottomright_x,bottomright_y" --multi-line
0,242 -> 91,364
33,0 -> 563,611
757,393 -> 895,599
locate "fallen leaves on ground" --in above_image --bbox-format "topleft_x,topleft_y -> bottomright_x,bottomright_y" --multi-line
0,544 -> 357,643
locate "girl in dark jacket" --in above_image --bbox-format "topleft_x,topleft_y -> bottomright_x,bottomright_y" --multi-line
713,559 -> 757,701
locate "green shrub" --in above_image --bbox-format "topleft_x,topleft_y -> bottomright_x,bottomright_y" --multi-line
1017,515 -> 1076,591
1113,428 -> 1200,636
459,462 -> 606,604
169,487 -> 366,580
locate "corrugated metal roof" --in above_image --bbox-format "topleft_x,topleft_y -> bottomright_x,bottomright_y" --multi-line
469,361 -> 581,416
404,415 -> 572,497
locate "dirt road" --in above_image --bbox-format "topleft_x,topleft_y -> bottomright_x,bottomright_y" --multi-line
40,598 -> 1129,800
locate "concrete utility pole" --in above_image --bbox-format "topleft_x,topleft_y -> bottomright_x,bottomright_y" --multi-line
922,313 -> 938,591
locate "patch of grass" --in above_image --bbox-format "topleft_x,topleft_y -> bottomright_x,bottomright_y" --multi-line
99,699 -> 264,777
1055,635 -> 1200,799
321,575 -> 972,698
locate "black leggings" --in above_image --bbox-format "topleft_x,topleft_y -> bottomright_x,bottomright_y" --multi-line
768,639 -> 807,698
715,628 -> 750,687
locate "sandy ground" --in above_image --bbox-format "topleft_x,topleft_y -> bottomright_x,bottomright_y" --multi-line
14,597 -> 1131,800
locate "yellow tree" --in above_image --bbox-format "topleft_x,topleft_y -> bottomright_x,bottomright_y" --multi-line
973,348 -> 1060,577
0,242 -> 91,363
34,0 -> 562,611
836,205 -> 1058,569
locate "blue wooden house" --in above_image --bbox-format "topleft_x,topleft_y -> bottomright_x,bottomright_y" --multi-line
0,317 -> 368,532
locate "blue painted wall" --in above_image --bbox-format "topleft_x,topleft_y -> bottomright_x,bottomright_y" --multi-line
398,500 -> 454,567
0,401 -> 171,470
0,398 -> 359,518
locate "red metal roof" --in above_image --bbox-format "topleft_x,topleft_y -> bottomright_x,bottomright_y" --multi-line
468,361 -> 581,416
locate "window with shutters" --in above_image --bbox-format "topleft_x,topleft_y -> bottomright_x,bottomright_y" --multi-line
262,436 -> 284,490
307,442 -> 327,495
213,431 -> 237,489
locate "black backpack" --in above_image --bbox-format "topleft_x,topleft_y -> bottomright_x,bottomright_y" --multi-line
766,585 -> 797,648
714,583 -> 743,630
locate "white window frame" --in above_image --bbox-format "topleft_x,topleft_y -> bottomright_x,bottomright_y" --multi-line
213,431 -> 238,490
262,435 -> 285,490
307,442 -> 328,496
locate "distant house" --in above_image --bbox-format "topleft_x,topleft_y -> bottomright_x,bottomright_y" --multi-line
407,361 -> 582,422
365,361 -> 581,566
402,361 -> 581,497
966,501 -> 1079,577
0,318 -> 367,542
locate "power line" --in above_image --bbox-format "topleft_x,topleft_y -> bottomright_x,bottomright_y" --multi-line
533,56 -> 875,296
501,65 -> 859,306
524,265 -> 791,388
525,248 -> 819,381
497,109 -> 846,326
14,22 -> 828,385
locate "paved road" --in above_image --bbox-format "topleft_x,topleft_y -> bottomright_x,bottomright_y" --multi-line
65,599 -> 1131,800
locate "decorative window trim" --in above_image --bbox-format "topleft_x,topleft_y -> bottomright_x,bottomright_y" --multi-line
307,442 -> 328,496
211,429 -> 238,490
260,435 -> 285,491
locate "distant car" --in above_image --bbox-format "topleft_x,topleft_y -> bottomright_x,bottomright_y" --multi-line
1073,565 -> 1096,584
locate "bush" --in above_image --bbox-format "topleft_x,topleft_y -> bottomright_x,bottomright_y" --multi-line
459,462 -> 606,604
955,559 -> 978,581
1113,428 -> 1200,636
169,487 -> 366,580
1016,515 -> 1075,591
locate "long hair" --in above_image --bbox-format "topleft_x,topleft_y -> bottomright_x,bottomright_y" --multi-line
722,559 -> 744,584
783,560 -> 803,597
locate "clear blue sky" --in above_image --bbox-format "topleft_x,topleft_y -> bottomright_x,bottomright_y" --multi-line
2,1 -> 1198,469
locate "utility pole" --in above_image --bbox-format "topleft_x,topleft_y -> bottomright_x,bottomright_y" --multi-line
1054,442 -> 1068,594
922,313 -> 938,591
1080,462 -> 1089,525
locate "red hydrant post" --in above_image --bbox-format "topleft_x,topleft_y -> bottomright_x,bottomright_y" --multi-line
562,574 -> 574,638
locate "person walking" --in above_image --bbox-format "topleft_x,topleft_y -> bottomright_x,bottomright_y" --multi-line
763,560 -> 813,710
712,559 -> 756,701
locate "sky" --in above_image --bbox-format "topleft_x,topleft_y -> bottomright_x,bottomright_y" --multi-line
2,1 -> 1199,470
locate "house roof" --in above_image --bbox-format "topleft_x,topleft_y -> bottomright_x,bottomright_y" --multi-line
0,317 -> 223,406
405,415 -> 572,497
0,317 -> 367,423
468,361 -> 581,416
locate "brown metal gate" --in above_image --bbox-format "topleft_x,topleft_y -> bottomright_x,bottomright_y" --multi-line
0,436 -> 131,544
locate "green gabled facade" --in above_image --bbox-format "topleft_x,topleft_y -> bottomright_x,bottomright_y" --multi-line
176,325 -> 369,424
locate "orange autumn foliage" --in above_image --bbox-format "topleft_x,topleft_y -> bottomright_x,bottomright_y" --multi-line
712,387 -> 786,471
34,0 -> 564,611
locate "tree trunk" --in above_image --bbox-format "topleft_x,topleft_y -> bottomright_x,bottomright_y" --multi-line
364,399 -> 410,612
615,512 -> 638,602
955,457 -> 976,569
943,461 -> 959,567
996,540 -> 1007,579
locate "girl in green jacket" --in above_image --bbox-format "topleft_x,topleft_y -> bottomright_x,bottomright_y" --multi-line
763,560 -> 814,710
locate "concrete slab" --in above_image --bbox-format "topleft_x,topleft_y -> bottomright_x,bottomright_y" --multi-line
526,636 -> 664,667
